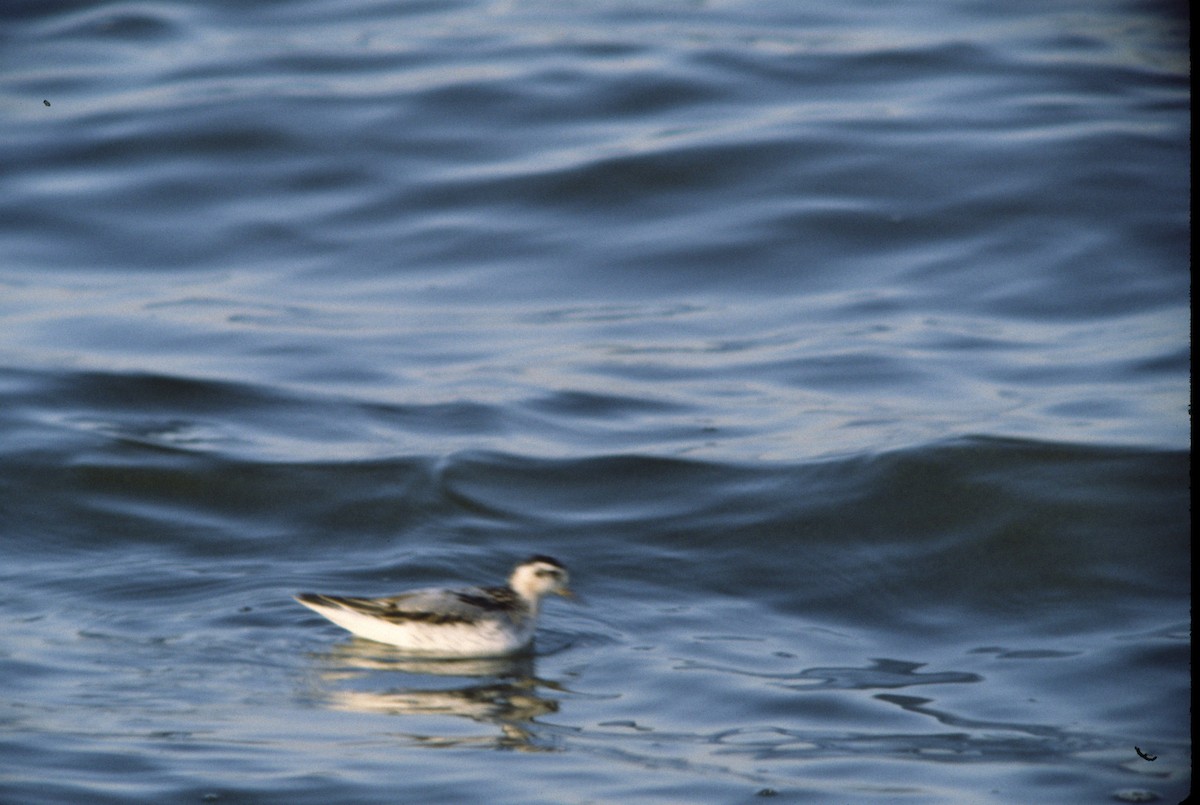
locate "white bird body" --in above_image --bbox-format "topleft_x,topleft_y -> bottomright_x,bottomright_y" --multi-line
295,556 -> 572,657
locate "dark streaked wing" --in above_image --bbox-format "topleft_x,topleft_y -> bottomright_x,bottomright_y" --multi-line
296,585 -> 523,625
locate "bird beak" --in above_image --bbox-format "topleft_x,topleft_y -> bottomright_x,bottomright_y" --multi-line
556,587 -> 580,603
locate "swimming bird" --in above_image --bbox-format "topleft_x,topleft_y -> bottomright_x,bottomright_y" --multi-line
295,555 -> 572,657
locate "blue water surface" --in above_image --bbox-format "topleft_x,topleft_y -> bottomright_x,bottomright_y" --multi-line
0,0 -> 1189,802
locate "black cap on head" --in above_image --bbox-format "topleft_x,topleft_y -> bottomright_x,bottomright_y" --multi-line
524,554 -> 565,569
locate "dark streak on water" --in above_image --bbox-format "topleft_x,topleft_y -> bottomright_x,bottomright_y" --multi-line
0,0 -> 1189,802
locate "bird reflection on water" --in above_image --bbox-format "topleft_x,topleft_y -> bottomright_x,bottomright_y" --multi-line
306,639 -> 566,751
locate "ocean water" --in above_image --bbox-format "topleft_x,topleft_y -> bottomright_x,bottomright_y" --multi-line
0,0 -> 1190,803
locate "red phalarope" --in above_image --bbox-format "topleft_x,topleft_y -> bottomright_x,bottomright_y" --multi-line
295,555 -> 573,657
